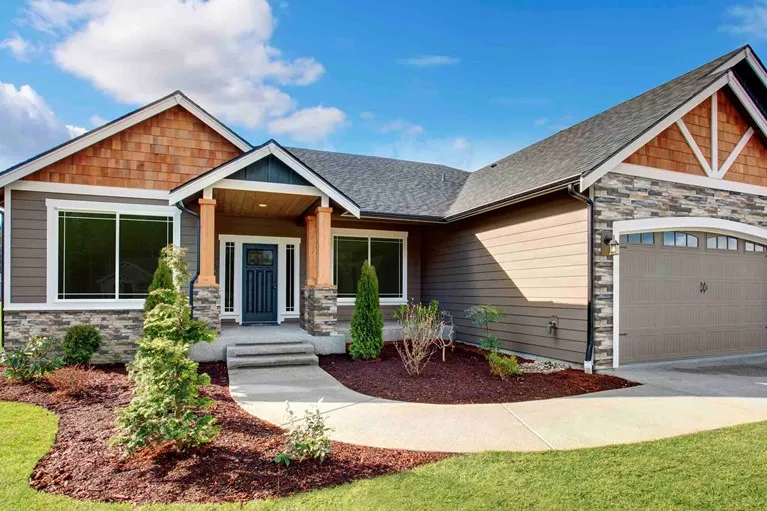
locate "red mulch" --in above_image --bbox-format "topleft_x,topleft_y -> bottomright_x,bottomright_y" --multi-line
0,363 -> 448,505
319,344 -> 638,404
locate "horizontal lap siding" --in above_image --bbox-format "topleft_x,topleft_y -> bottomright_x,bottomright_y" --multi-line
9,190 -> 178,303
421,192 -> 589,363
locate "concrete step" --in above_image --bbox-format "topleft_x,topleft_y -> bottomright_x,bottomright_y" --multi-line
231,336 -> 309,346
227,353 -> 319,369
228,342 -> 315,357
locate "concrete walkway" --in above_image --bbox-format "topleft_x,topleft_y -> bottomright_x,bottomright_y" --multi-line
228,355 -> 767,453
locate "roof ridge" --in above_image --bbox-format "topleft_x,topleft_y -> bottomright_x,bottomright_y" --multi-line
285,146 -> 470,173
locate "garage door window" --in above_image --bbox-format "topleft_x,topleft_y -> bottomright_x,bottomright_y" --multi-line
706,235 -> 738,251
621,232 -> 654,244
663,232 -> 698,248
745,241 -> 766,252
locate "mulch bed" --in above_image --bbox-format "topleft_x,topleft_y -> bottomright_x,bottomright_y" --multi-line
0,363 -> 448,505
319,344 -> 638,404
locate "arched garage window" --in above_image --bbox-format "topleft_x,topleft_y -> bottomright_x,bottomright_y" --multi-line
663,232 -> 699,248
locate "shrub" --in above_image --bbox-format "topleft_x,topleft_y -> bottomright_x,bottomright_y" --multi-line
274,400 -> 332,466
2,336 -> 63,382
465,304 -> 506,342
487,351 -> 523,379
349,261 -> 384,360
145,257 -> 174,311
62,324 -> 102,365
111,246 -> 219,455
393,299 -> 452,375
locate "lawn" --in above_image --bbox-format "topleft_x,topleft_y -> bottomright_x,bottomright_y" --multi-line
2,401 -> 766,510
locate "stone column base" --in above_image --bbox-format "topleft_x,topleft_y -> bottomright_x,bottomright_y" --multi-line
301,286 -> 337,336
193,285 -> 221,333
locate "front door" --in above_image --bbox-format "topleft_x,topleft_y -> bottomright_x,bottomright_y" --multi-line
242,244 -> 278,323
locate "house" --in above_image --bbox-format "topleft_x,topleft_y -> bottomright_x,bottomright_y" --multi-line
2,44 -> 767,371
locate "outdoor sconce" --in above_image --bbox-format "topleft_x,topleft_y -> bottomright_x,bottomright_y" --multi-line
602,234 -> 619,257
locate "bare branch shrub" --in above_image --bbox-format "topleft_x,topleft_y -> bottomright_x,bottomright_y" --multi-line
393,300 -> 451,376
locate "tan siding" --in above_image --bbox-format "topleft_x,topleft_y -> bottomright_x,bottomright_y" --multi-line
9,190 -> 179,303
421,192 -> 589,363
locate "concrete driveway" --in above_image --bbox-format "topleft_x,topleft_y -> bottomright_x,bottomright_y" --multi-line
229,354 -> 767,453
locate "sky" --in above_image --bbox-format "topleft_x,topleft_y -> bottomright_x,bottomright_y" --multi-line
0,0 -> 765,172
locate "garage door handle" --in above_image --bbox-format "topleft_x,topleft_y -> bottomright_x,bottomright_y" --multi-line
699,281 -> 708,293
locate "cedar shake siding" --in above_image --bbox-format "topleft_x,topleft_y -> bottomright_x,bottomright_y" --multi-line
23,106 -> 242,190
421,192 -> 589,364
8,189 -> 197,303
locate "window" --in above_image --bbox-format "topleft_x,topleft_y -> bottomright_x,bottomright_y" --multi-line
706,235 -> 738,251
663,231 -> 699,248
286,244 -> 296,312
745,241 -> 766,252
621,232 -> 654,245
57,210 -> 173,300
224,242 -> 235,313
333,232 -> 406,301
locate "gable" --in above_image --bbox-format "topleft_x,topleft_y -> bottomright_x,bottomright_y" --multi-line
23,106 -> 242,190
623,87 -> 767,185
228,154 -> 311,186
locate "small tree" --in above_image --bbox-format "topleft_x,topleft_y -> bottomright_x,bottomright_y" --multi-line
465,304 -> 506,353
349,261 -> 384,360
393,299 -> 451,375
111,246 -> 219,455
144,257 -> 174,311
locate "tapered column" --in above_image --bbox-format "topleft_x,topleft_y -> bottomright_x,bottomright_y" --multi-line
305,214 -> 318,287
316,207 -> 333,287
197,198 -> 217,287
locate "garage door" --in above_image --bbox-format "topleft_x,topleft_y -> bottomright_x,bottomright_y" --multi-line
620,230 -> 767,364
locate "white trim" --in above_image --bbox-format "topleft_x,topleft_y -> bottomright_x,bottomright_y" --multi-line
613,163 -> 767,197
580,74 -> 730,191
6,180 -> 169,200
727,73 -> 767,138
168,142 -> 361,217
675,119 -> 714,176
215,179 -> 325,198
331,228 -> 408,305
611,216 -> 767,368
0,92 -> 251,189
45,199 -> 181,308
711,91 -> 718,173
708,48 -> 748,77
203,187 -> 213,200
218,234 -> 301,324
3,188 -> 10,306
4,301 -> 146,311
719,127 -> 754,176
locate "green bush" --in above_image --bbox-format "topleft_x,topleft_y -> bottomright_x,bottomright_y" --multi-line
2,336 -> 63,382
62,324 -> 102,365
274,400 -> 332,466
487,351 -> 522,379
349,261 -> 384,360
144,256 -> 175,311
111,246 -> 219,455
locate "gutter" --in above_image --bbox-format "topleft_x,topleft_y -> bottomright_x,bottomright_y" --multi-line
175,201 -> 200,317
567,184 -> 595,374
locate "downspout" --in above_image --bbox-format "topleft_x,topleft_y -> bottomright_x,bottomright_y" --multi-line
567,184 -> 595,374
176,200 -> 200,317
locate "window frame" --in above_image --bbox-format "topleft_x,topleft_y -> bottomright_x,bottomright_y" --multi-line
662,231 -> 699,248
332,228 -> 408,305
706,234 -> 739,251
745,240 -> 767,253
46,199 -> 181,308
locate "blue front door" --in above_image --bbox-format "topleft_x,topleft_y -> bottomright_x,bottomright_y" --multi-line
242,244 -> 278,323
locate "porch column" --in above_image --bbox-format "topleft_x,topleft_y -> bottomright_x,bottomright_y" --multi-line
197,198 -> 217,287
305,214 -> 318,287
316,206 -> 333,287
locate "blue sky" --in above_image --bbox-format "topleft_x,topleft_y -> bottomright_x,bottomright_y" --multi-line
0,0 -> 765,171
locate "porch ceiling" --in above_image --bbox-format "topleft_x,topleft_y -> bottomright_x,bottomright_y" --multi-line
214,188 -> 318,218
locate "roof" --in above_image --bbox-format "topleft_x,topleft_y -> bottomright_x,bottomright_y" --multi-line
284,147 -> 469,219
445,46 -> 749,218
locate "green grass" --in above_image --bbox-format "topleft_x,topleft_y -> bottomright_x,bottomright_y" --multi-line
2,401 -> 766,511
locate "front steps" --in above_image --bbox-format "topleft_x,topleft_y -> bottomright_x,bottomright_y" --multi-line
226,339 -> 319,369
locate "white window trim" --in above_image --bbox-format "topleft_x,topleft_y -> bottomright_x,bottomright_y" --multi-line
218,234 -> 301,324
331,228 -> 408,305
611,216 -> 767,369
45,199 -> 181,308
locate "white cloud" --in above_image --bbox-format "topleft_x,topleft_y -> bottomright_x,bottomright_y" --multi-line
0,81 -> 83,168
89,114 -> 106,126
721,1 -> 767,36
20,0 -> 344,139
65,124 -> 87,137
0,33 -> 39,61
533,117 -> 549,127
379,119 -> 424,136
267,106 -> 347,143
374,136 -> 520,171
397,55 -> 460,67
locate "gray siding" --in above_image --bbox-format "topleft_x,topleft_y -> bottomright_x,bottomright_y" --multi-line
8,189 -> 181,303
421,191 -> 589,364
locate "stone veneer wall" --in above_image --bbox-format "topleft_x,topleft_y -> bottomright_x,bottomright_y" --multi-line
301,286 -> 337,335
192,285 -> 221,332
592,172 -> 767,368
3,310 -> 144,364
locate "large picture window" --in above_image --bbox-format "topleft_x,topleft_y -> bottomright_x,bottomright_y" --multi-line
57,209 -> 174,300
333,231 -> 406,301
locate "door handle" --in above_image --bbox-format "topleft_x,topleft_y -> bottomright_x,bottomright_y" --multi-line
699,281 -> 709,293
273,281 -> 278,290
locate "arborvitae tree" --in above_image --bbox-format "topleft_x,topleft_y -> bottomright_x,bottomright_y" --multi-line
349,261 -> 384,360
144,257 -> 174,311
